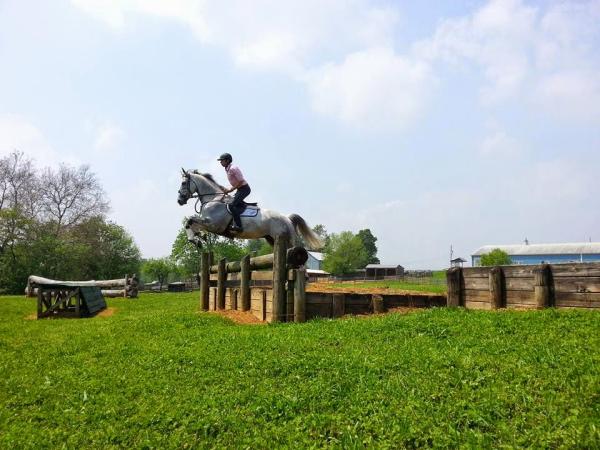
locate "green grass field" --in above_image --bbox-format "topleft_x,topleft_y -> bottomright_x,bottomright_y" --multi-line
1,293 -> 599,448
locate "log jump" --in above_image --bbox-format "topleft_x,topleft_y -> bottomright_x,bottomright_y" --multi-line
200,237 -> 309,323
26,275 -> 139,299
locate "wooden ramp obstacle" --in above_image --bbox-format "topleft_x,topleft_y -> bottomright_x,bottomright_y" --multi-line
27,275 -> 139,319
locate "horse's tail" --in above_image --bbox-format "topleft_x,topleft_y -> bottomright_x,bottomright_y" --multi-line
289,214 -> 324,250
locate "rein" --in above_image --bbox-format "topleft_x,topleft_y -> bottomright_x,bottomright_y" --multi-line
184,175 -> 227,213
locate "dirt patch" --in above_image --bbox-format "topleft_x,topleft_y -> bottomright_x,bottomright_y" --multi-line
307,282 -> 437,296
97,307 -> 116,318
25,306 -> 117,320
207,309 -> 265,325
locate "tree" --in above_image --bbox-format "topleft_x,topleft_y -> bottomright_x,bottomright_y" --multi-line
188,229 -> 247,262
39,164 -> 109,234
0,152 -> 39,256
244,238 -> 272,256
322,231 -> 369,275
171,225 -> 203,283
0,152 -> 139,294
0,150 -> 38,215
68,217 -> 141,280
480,249 -> 512,266
142,257 -> 177,290
357,229 -> 379,265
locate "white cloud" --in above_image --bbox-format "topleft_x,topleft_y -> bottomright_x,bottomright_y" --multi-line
71,0 -> 398,73
71,0 -> 417,131
418,0 -> 537,102
0,114 -> 78,168
418,0 -> 600,117
70,0 -> 209,35
71,0 -> 600,127
307,48 -> 434,131
534,70 -> 600,121
93,121 -> 126,153
480,129 -> 523,157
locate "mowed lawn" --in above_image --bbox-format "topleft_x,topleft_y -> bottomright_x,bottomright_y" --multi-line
1,293 -> 599,448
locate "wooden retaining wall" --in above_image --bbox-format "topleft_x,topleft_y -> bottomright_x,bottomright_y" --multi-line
447,263 -> 600,310
305,292 -> 446,319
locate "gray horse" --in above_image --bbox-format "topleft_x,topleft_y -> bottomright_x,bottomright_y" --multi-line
177,169 -> 323,250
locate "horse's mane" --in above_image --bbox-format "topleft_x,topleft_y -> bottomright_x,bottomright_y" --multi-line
202,173 -> 216,183
191,171 -> 223,191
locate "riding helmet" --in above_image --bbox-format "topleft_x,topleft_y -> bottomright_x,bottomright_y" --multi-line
217,152 -> 232,163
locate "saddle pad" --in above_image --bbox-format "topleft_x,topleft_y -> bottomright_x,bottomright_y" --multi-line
226,204 -> 259,217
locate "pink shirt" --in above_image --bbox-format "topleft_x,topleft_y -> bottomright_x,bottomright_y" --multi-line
225,164 -> 247,188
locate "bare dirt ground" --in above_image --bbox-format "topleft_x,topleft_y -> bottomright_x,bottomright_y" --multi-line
98,307 -> 116,318
25,306 -> 117,320
207,309 -> 265,325
307,281 -> 440,296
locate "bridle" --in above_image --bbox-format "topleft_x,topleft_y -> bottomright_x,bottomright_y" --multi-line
181,173 -> 227,213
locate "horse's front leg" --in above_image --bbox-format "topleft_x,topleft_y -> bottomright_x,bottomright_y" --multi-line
185,217 -> 209,247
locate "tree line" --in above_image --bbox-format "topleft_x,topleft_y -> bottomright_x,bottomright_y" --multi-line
0,151 -> 141,294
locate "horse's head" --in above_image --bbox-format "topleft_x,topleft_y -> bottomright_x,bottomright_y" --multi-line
178,168 -> 222,205
177,168 -> 192,205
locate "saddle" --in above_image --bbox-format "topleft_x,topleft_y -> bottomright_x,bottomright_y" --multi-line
226,201 -> 259,217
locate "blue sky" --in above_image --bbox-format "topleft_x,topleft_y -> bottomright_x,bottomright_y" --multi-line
1,0 -> 599,268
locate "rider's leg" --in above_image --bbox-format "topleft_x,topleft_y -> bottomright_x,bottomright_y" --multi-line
231,185 -> 251,229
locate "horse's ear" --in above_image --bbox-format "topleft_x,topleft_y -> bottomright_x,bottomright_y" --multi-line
181,167 -> 188,176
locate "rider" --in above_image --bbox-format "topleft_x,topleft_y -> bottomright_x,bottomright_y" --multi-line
217,153 -> 251,232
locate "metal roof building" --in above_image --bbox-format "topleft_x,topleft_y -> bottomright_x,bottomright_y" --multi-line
472,242 -> 600,266
306,251 -> 324,271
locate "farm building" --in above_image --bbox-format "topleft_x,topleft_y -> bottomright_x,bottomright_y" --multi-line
365,264 -> 404,279
306,252 -> 329,281
306,252 -> 324,271
472,242 -> 600,266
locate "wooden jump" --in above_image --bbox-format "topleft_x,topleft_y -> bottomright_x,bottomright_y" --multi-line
200,236 -> 309,322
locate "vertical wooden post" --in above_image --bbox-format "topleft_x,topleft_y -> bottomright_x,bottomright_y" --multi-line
372,294 -> 385,313
272,235 -> 288,323
74,288 -> 81,317
262,290 -> 267,321
287,277 -> 295,322
210,287 -> 218,310
534,264 -> 553,309
332,293 -> 345,318
446,267 -> 464,307
294,268 -> 306,323
200,252 -> 210,311
489,266 -> 505,309
37,288 -> 43,319
217,258 -> 227,310
231,289 -> 238,310
240,254 -> 251,311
